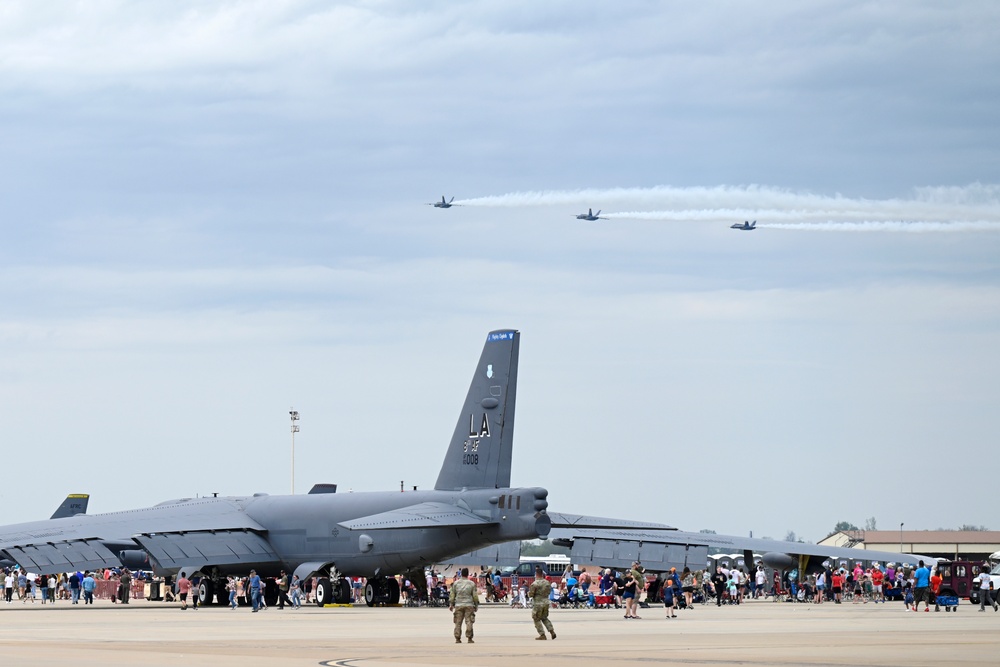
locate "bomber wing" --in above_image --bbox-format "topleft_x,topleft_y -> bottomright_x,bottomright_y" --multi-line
133,529 -> 281,572
550,526 -> 934,573
643,530 -> 933,565
547,512 -> 676,531
338,502 -> 493,531
5,539 -> 122,572
0,496 -> 266,573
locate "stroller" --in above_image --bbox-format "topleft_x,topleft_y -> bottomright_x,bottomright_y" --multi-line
485,579 -> 507,603
428,584 -> 450,607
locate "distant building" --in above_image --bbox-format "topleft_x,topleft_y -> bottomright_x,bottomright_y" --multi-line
819,530 -> 1000,562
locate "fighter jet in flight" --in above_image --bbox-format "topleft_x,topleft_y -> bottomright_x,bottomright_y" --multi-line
575,208 -> 607,221
428,196 -> 458,208
731,220 -> 757,230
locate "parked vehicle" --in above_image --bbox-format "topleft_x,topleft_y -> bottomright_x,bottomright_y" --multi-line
935,560 -> 999,604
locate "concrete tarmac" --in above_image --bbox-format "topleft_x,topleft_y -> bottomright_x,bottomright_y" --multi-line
1,598 -> 996,666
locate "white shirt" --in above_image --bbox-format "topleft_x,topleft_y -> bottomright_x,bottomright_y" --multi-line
978,572 -> 991,590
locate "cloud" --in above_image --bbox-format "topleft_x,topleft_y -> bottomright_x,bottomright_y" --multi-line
0,1 -> 998,538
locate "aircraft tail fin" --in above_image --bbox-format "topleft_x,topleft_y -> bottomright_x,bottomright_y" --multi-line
435,330 -> 520,491
50,493 -> 89,519
595,210 -> 601,217
448,196 -> 455,203
751,220 -> 756,228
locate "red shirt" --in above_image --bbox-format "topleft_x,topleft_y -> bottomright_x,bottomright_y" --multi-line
872,570 -> 884,586
832,574 -> 843,588
930,574 -> 942,594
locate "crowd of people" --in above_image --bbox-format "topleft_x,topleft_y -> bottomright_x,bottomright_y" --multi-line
465,556 -> 1000,621
1,567 -> 137,605
6,557 -> 996,628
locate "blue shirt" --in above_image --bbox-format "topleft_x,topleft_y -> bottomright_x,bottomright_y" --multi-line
249,574 -> 261,591
914,567 -> 930,588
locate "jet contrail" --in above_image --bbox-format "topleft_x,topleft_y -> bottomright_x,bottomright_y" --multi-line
454,183 -> 1000,230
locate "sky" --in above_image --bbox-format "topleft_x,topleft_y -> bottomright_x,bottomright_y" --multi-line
1,1 -> 998,544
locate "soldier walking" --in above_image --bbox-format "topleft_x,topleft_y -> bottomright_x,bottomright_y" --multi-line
119,568 -> 131,604
448,568 -> 479,644
528,567 -> 556,640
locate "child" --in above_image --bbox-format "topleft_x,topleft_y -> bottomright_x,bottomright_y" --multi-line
662,578 -> 676,618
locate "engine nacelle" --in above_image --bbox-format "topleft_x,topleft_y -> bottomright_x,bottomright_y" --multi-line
762,552 -> 796,571
118,550 -> 150,570
761,552 -> 828,575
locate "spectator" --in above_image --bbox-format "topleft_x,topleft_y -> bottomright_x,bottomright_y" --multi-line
912,560 -> 931,612
227,576 -> 238,610
82,572 -> 96,605
290,574 -> 302,609
662,576 -> 677,618
249,570 -> 262,612
977,565 -> 998,612
622,569 -> 640,619
176,574 -> 192,610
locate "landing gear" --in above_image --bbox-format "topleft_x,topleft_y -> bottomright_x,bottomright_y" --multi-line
197,579 -> 214,606
364,577 -> 400,606
337,579 -> 352,604
315,577 -> 355,606
316,578 -> 334,606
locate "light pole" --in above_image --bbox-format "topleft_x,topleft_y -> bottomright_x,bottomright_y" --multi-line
899,522 -> 904,552
290,409 -> 300,495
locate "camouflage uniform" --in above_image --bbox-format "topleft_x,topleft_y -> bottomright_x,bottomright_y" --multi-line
528,576 -> 556,640
449,577 -> 479,643
630,565 -> 646,602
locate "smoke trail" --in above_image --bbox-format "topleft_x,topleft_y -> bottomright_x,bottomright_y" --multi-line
761,221 -> 1000,232
455,184 -> 1000,230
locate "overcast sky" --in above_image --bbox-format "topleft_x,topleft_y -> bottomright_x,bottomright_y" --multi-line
1,1 -> 998,543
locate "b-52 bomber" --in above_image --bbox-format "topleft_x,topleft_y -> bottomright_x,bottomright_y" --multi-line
428,196 -> 458,208
575,208 -> 607,221
0,331 -> 927,608
0,330 -> 673,608
731,220 -> 757,230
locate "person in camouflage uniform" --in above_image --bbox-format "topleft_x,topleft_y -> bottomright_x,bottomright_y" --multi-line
527,567 -> 556,640
449,568 -> 479,644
